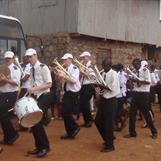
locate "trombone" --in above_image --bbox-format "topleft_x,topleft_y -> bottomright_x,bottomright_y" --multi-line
73,57 -> 106,95
73,57 -> 92,78
52,57 -> 70,78
92,64 -> 107,95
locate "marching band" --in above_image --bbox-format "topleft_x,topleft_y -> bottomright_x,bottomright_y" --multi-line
0,48 -> 160,157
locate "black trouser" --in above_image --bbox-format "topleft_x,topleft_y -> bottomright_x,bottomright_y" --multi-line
116,97 -> 126,122
18,88 -> 28,99
95,96 -> 117,148
62,91 -> 79,136
129,92 -> 157,136
156,84 -> 161,106
0,92 -> 18,142
80,84 -> 95,123
31,93 -> 51,150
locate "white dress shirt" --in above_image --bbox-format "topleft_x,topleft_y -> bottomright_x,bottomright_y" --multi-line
150,72 -> 159,86
65,63 -> 81,92
117,71 -> 127,98
30,61 -> 52,98
102,69 -> 120,99
0,63 -> 21,93
133,67 -> 151,92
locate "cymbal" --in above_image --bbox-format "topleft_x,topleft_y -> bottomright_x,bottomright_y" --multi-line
0,64 -> 10,77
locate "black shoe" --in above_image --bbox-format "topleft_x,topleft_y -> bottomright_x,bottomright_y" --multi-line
0,140 -> 7,145
27,148 -> 39,155
85,121 -> 93,128
60,133 -> 73,140
36,149 -> 49,157
71,127 -> 80,137
100,146 -> 115,152
7,134 -> 19,145
114,127 -> 122,131
17,126 -> 28,132
152,133 -> 158,139
80,121 -> 93,128
124,134 -> 136,138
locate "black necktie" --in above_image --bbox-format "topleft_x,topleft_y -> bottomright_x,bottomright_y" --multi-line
64,82 -> 67,92
81,64 -> 87,85
63,67 -> 68,91
32,67 -> 35,81
136,70 -> 141,87
103,73 -> 106,81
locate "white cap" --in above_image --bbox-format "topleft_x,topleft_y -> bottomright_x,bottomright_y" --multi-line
4,51 -> 14,58
141,60 -> 148,67
25,48 -> 37,56
80,51 -> 91,57
61,53 -> 73,59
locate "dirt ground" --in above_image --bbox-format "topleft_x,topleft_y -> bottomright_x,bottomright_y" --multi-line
1,104 -> 161,161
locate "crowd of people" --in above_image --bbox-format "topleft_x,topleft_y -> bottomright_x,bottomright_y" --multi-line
0,48 -> 161,157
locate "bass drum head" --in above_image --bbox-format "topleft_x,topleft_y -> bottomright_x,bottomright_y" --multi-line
20,111 -> 43,128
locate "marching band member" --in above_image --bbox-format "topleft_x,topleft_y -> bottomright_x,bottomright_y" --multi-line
124,58 -> 158,139
59,53 -> 81,139
0,51 -> 21,145
19,55 -> 32,98
115,64 -> 127,131
25,48 -> 52,157
95,58 -> 120,152
79,51 -> 95,128
150,64 -> 160,105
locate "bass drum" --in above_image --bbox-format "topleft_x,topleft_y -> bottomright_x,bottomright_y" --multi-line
14,96 -> 43,128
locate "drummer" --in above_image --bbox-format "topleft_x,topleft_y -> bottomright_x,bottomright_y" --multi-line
25,48 -> 52,158
0,51 -> 21,145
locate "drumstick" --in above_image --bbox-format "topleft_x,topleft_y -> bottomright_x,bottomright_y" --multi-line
8,108 -> 14,112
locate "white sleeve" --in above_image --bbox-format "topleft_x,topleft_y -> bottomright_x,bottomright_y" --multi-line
24,64 -> 31,75
42,65 -> 52,83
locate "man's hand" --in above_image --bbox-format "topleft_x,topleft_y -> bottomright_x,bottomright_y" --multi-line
27,87 -> 37,94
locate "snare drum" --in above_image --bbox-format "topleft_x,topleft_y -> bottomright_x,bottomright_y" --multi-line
14,96 -> 43,128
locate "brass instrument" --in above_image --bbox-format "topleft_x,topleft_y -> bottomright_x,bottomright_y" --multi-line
73,57 -> 106,95
73,58 -> 91,74
52,57 -> 70,78
93,64 -> 107,95
125,67 -> 141,81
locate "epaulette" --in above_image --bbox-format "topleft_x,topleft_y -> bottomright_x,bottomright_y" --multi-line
73,65 -> 77,69
40,64 -> 45,67
13,66 -> 18,70
143,67 -> 147,71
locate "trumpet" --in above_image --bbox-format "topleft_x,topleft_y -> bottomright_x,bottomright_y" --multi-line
52,57 -> 70,78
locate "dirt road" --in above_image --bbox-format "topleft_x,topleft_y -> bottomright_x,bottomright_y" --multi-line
1,104 -> 161,161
